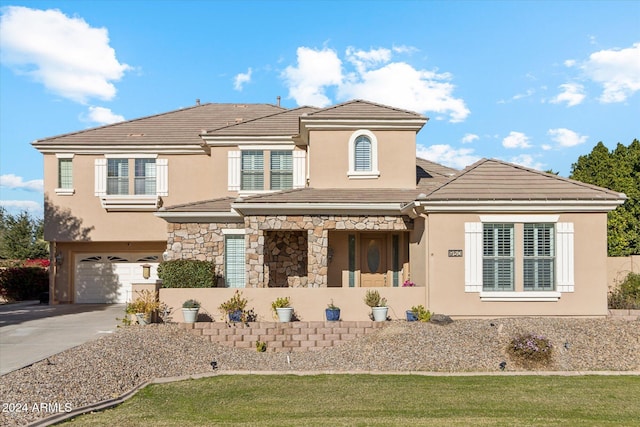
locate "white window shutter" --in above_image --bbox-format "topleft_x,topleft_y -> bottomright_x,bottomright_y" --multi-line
228,151 -> 241,191
556,222 -> 574,292
293,150 -> 306,189
94,158 -> 107,196
156,158 -> 168,196
464,222 -> 483,292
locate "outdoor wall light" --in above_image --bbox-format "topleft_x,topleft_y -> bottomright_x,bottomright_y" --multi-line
141,264 -> 151,280
55,252 -> 64,266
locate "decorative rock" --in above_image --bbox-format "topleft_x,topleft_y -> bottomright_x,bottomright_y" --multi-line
430,314 -> 454,325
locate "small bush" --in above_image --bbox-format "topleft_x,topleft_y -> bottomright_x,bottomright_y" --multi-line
410,305 -> 432,322
507,333 -> 553,367
157,260 -> 217,288
0,267 -> 49,301
608,272 -> 640,309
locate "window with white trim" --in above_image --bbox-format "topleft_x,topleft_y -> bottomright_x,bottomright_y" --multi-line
55,154 -> 74,196
241,150 -> 264,191
134,159 -> 156,195
465,217 -> 573,299
348,130 -> 379,179
270,151 -> 293,190
224,234 -> 245,288
107,159 -> 129,195
483,224 -> 514,291
523,223 -> 555,291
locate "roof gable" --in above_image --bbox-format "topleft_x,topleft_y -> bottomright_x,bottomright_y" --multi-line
306,99 -> 426,119
425,158 -> 626,201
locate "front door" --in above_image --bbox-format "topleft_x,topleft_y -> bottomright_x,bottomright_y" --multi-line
360,234 -> 387,287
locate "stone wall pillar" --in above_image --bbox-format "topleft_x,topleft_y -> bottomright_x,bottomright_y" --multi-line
245,216 -> 264,287
308,226 -> 328,287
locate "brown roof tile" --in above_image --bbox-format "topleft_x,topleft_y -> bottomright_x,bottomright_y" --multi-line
305,99 -> 426,119
33,103 -> 284,146
204,106 -> 319,137
424,158 -> 625,201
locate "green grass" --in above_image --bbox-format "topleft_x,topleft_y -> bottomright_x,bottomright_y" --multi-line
64,375 -> 640,426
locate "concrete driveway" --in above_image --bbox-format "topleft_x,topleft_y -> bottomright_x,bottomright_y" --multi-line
0,302 -> 124,375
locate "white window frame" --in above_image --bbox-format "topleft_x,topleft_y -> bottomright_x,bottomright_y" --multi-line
348,129 -> 379,179
465,215 -> 573,302
55,153 -> 75,195
223,229 -> 246,288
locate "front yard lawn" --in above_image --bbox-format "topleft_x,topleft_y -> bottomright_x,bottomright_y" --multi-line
64,374 -> 640,426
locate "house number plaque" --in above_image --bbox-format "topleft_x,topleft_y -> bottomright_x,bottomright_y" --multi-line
448,249 -> 463,257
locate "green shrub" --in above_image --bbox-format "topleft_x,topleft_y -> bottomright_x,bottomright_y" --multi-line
608,272 -> 640,309
157,260 -> 217,288
0,267 -> 49,301
410,305 -> 432,322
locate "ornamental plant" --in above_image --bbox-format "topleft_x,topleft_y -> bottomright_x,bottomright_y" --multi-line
364,289 -> 387,307
608,272 -> 640,309
507,333 -> 553,366
410,305 -> 431,322
402,280 -> 415,287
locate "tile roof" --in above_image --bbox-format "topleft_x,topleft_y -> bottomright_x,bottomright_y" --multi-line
237,187 -> 424,204
305,99 -> 426,119
32,103 -> 284,146
203,106 -> 319,137
424,158 -> 626,201
160,196 -> 236,212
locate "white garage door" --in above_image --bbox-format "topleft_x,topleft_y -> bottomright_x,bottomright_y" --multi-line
75,254 -> 160,303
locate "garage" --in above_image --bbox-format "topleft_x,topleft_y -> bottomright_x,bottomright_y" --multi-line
74,254 -> 160,303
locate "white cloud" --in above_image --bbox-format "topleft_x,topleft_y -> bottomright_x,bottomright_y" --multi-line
83,106 -> 124,125
461,133 -> 479,144
281,47 -> 343,107
564,59 -> 577,67
581,42 -> 640,103
282,46 -> 470,122
416,144 -> 480,170
0,200 -> 42,213
550,83 -> 586,107
0,174 -> 43,192
0,6 -> 131,103
508,154 -> 544,171
502,131 -> 531,149
547,128 -> 588,147
234,68 -> 252,91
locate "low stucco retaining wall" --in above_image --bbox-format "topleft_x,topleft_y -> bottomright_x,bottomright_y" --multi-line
179,320 -> 386,352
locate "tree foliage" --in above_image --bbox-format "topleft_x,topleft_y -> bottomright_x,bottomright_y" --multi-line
0,208 -> 49,260
570,139 -> 640,256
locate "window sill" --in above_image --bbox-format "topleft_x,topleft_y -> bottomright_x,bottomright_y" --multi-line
100,195 -> 161,211
479,291 -> 561,302
347,171 -> 380,179
55,188 -> 75,196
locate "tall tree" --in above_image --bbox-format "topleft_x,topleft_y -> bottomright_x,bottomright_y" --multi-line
0,208 -> 49,260
570,139 -> 640,256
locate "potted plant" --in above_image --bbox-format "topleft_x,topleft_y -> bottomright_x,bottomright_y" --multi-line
325,299 -> 341,321
407,304 -> 431,322
218,290 -> 248,322
182,299 -> 201,323
271,296 -> 293,322
364,289 -> 388,322
127,290 -> 160,325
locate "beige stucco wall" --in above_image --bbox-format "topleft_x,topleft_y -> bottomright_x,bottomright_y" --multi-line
607,255 -> 640,288
160,287 -> 426,322
425,212 -> 610,317
307,129 -> 416,188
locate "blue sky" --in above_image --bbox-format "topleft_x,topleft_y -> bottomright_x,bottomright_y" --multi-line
1,0 -> 639,216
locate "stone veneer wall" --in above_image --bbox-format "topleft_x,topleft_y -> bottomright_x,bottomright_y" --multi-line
265,230 -> 308,287
179,320 -> 386,352
166,215 -> 412,288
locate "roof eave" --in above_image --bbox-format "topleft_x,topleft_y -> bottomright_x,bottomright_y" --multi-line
231,202 -> 404,215
417,199 -> 626,213
154,210 -> 243,223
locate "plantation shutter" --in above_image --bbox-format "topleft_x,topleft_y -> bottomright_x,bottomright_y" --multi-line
228,151 -> 241,191
270,151 -> 293,190
523,223 -> 555,291
482,224 -> 514,291
354,136 -> 372,171
225,234 -> 245,288
556,222 -> 574,292
94,158 -> 107,196
464,222 -> 483,292
241,151 -> 264,191
156,158 -> 168,196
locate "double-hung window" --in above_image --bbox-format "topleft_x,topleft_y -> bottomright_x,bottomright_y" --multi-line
55,154 -> 75,196
524,223 -> 555,290
483,224 -> 514,291
348,130 -> 379,179
241,151 -> 264,191
107,159 -> 129,195
270,151 -> 293,190
134,159 -> 157,195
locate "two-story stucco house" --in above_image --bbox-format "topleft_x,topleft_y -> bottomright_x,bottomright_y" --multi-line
33,100 -> 626,320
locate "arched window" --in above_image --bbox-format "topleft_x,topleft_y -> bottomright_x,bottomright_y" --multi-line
348,130 -> 379,179
354,135 -> 372,171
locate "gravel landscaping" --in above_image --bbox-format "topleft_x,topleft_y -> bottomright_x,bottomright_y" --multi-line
1,317 -> 639,426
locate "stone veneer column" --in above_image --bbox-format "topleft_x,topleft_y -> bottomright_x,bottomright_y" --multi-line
308,226 -> 328,287
245,216 -> 264,287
